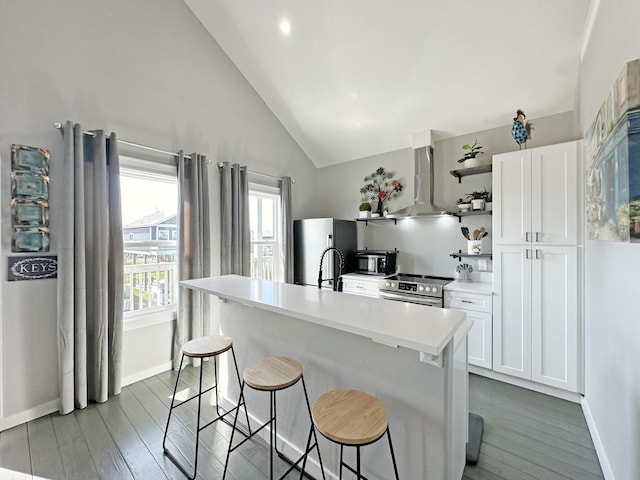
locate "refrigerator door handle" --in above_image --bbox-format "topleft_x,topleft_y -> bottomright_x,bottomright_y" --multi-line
326,235 -> 333,285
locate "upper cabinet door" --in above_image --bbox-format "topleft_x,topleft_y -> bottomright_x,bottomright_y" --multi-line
493,150 -> 532,245
493,140 -> 579,246
531,142 -> 579,245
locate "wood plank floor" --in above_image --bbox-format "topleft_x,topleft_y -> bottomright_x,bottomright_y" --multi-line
0,368 -> 604,479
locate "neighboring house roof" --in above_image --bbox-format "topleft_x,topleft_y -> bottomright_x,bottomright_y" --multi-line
124,211 -> 176,228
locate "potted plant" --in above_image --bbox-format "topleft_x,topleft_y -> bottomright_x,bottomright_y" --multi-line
457,140 -> 484,167
467,188 -> 490,211
359,202 -> 372,218
456,197 -> 472,212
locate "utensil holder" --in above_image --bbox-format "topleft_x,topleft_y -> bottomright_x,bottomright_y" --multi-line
467,239 -> 483,255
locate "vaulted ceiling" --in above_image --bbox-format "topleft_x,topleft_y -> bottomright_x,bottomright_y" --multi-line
185,0 -> 592,167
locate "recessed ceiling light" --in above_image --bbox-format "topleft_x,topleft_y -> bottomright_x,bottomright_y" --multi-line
280,20 -> 291,36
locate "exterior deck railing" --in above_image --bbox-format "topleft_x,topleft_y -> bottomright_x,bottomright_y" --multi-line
123,241 -> 177,313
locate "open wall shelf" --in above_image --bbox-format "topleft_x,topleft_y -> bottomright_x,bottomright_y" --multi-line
450,251 -> 492,261
450,164 -> 492,183
355,217 -> 398,225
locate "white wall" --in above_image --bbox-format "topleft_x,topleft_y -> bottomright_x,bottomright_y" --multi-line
0,0 -> 317,429
318,112 -> 577,276
578,1 -> 640,478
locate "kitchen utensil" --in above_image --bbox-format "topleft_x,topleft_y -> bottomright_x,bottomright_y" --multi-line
481,231 -> 489,239
473,229 -> 480,240
479,227 -> 486,238
461,227 -> 470,240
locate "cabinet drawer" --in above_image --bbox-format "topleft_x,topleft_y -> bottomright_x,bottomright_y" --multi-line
342,278 -> 379,297
444,291 -> 492,313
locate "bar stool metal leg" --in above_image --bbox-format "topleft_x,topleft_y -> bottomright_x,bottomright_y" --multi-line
230,346 -> 252,433
387,428 -> 400,480
162,354 -> 185,452
222,380 -> 247,480
162,354 -> 203,480
296,376 -> 326,480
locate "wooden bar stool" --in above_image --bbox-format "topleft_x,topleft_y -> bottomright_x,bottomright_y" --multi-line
162,335 -> 251,480
312,389 -> 400,479
223,356 -> 326,480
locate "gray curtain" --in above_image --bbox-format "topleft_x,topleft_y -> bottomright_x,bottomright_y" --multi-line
280,176 -> 294,283
173,151 -> 211,370
57,122 -> 124,414
220,162 -> 250,275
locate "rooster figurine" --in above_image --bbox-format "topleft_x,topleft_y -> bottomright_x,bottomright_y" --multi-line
511,109 -> 535,149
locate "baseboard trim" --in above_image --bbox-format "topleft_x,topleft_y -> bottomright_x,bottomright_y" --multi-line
1,399 -> 59,432
220,396 -> 339,479
469,366 -> 582,403
581,397 -> 615,480
123,361 -> 172,387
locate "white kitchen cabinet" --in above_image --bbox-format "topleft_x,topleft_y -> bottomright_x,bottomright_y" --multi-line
493,244 -> 578,391
493,141 -> 578,245
492,140 -> 580,393
341,273 -> 381,298
445,290 -> 492,369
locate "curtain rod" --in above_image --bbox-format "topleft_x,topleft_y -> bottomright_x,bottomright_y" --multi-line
53,122 -> 197,161
217,162 -> 296,184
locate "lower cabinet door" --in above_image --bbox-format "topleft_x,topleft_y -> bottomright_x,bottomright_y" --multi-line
466,310 -> 492,369
493,245 -> 532,379
531,246 -> 578,391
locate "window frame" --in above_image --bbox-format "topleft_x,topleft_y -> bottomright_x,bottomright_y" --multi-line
120,156 -> 178,325
248,182 -> 283,282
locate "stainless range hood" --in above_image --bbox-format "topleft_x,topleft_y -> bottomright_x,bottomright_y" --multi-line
387,130 -> 451,218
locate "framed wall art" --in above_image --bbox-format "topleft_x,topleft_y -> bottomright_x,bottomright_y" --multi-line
585,59 -> 640,242
10,143 -> 51,252
11,171 -> 49,199
11,144 -> 50,174
11,199 -> 49,225
11,226 -> 50,253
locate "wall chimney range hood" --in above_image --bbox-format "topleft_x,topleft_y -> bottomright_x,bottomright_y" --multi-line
387,130 -> 451,218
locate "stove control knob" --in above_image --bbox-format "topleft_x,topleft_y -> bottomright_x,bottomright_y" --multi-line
385,281 -> 391,287
391,282 -> 397,288
432,287 -> 438,294
418,285 -> 425,291
424,286 -> 431,292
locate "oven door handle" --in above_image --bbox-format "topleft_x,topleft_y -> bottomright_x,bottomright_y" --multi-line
379,291 -> 442,307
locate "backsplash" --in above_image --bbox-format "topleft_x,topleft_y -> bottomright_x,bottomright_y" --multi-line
357,214 -> 492,277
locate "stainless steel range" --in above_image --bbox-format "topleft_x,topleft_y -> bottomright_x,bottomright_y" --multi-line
378,274 -> 454,307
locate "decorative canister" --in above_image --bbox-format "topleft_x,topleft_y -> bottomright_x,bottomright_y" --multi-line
467,239 -> 483,255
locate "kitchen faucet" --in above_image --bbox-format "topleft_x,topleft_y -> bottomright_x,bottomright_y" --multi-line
318,247 -> 345,291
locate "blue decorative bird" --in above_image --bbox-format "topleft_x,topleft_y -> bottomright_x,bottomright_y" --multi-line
511,109 -> 535,149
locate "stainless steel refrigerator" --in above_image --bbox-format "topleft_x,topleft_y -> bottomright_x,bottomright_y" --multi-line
293,218 -> 357,289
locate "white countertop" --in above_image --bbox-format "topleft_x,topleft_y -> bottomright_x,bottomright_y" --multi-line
181,275 -> 467,356
444,280 -> 493,295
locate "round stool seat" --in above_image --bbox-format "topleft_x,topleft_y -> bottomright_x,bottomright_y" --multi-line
182,335 -> 233,358
244,356 -> 302,391
312,389 -> 388,446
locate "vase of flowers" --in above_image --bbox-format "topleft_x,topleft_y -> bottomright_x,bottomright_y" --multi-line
360,167 -> 403,216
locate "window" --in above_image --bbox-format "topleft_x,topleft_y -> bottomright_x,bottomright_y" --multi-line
249,184 -> 283,281
120,165 -> 177,316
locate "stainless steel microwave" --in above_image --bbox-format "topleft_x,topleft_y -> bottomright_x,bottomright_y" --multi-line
354,250 -> 397,275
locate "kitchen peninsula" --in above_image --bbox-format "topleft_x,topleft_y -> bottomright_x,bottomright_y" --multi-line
181,275 -> 471,479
